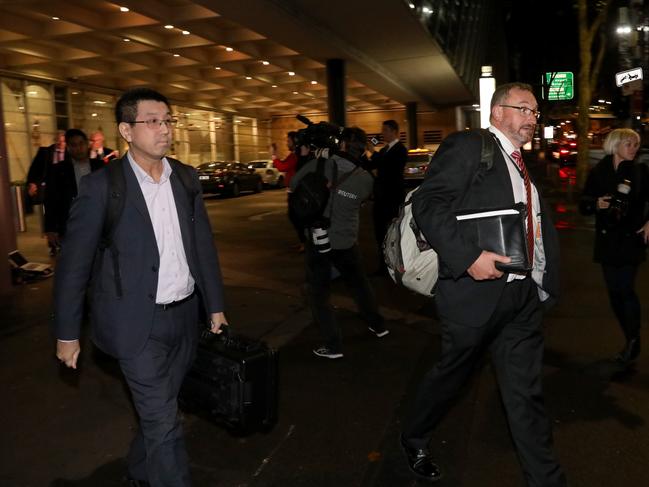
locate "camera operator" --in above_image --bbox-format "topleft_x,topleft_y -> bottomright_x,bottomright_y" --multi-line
580,128 -> 649,366
290,127 -> 388,360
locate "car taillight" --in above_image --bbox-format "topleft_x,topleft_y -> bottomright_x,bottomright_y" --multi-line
560,149 -> 570,155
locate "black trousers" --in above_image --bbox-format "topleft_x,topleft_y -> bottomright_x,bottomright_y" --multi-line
305,242 -> 384,353
601,264 -> 641,341
119,295 -> 199,487
402,279 -> 566,487
287,193 -> 306,243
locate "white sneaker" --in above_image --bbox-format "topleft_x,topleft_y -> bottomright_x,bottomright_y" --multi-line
369,326 -> 390,338
313,347 -> 344,359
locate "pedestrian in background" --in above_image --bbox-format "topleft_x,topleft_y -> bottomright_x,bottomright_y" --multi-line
580,128 -> 649,366
43,129 -> 103,254
365,120 -> 408,275
401,82 -> 566,486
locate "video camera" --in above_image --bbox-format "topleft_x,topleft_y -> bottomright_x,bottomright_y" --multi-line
295,115 -> 342,153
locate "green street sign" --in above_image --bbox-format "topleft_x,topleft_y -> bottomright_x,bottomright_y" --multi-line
543,72 -> 574,101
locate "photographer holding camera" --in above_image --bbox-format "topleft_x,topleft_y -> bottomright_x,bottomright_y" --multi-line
290,126 -> 388,359
580,128 -> 649,366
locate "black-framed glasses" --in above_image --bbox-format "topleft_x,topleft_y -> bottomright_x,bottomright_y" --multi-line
129,118 -> 178,129
499,105 -> 541,120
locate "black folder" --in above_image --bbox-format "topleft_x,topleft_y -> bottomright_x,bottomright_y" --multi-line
455,203 -> 531,273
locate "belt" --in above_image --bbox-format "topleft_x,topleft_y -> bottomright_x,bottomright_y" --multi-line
155,292 -> 195,311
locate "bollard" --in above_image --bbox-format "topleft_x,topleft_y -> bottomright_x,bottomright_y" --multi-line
10,185 -> 26,232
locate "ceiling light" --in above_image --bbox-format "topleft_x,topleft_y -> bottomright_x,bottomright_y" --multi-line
292,91 -> 298,94
288,71 -> 295,76
120,6 -> 129,12
235,120 -> 242,123
93,100 -> 107,105
225,46 -> 233,52
71,91 -> 79,95
91,113 -> 98,117
408,2 -> 415,8
123,38 -> 130,42
214,66 -> 221,70
262,60 -> 270,65
164,24 -> 174,29
271,85 -> 277,88
52,16 -> 60,20
311,80 -> 317,85
245,76 -> 252,80
173,53 -> 180,57
182,30 -> 190,35
27,91 -> 38,96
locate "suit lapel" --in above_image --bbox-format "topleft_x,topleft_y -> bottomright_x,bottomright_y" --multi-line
122,156 -> 155,233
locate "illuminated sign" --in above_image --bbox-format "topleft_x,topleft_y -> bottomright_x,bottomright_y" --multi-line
615,67 -> 643,87
543,72 -> 574,101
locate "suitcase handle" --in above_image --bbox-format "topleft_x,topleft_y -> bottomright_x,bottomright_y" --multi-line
200,325 -> 263,353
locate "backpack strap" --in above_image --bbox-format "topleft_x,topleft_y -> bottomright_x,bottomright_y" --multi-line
99,158 -> 127,298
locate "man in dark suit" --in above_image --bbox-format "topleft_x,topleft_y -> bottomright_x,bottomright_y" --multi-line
43,129 -> 104,254
366,119 -> 408,273
26,131 -> 66,203
54,88 -> 228,487
400,83 -> 567,486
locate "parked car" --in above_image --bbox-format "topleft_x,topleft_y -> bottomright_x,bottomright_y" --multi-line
549,140 -> 578,166
403,148 -> 435,184
197,161 -> 263,197
248,160 -> 285,188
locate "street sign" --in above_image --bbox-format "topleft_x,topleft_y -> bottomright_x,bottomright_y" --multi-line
543,72 -> 574,101
615,67 -> 643,87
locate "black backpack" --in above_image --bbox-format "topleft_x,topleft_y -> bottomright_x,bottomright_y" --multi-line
99,157 -> 197,298
289,157 -> 335,226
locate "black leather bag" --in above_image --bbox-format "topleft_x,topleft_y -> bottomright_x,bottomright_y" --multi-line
455,202 -> 531,273
180,327 -> 278,433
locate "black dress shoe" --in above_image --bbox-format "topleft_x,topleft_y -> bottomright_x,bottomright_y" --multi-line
400,435 -> 442,482
615,336 -> 641,365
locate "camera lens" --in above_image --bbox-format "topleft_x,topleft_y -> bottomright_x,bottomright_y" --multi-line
312,227 -> 331,253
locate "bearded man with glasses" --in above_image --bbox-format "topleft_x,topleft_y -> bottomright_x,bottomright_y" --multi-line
53,88 -> 228,487
400,82 -> 567,486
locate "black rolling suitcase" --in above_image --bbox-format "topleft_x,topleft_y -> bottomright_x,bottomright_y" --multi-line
180,328 -> 278,433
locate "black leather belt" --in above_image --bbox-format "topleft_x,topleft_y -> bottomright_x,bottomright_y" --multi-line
155,292 -> 195,311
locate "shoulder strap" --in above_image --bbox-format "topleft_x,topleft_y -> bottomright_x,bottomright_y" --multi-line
99,158 -> 127,298
478,129 -> 496,171
100,158 -> 127,251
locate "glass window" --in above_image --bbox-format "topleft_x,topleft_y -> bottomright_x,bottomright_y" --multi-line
2,78 -> 30,181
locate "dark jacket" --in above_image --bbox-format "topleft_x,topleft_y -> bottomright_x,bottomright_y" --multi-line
579,155 -> 649,266
43,157 -> 104,235
53,155 -> 225,359
367,141 -> 408,208
412,130 -> 560,327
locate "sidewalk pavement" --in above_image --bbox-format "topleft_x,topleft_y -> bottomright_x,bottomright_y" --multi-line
2,157 -> 649,487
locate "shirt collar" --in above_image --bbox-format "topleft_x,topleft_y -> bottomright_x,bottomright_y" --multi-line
386,139 -> 399,150
127,151 -> 171,185
488,125 -> 519,156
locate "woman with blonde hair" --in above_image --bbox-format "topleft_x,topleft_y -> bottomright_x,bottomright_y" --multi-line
580,128 -> 648,365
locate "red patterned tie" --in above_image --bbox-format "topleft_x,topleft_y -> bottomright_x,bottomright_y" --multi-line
511,150 -> 534,265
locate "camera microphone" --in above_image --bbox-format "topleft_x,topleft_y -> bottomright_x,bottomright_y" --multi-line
296,114 -> 313,126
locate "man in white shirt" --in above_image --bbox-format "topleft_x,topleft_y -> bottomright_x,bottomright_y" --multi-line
400,83 -> 566,486
54,88 -> 228,487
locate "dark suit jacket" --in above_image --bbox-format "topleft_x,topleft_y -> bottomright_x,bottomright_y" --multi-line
368,141 -> 408,208
53,155 -> 225,359
43,157 -> 104,234
412,130 -> 560,327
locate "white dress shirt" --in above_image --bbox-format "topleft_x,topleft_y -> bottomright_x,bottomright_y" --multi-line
488,127 -> 549,300
385,138 -> 399,152
128,152 -> 195,304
